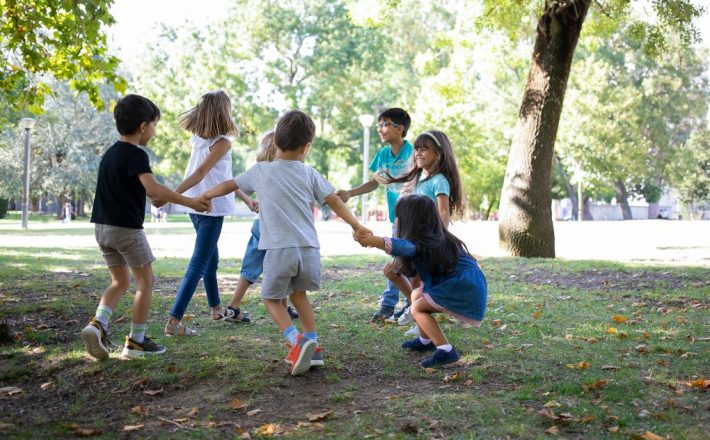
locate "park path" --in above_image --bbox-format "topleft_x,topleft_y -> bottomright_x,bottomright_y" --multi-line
1,219 -> 709,266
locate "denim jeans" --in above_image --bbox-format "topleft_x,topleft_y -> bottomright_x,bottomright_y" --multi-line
240,218 -> 264,283
170,214 -> 224,320
380,223 -> 401,308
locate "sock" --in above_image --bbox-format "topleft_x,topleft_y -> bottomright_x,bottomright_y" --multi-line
419,336 -> 432,345
95,304 -> 112,329
303,331 -> 318,345
283,325 -> 299,345
437,344 -> 453,352
129,322 -> 147,344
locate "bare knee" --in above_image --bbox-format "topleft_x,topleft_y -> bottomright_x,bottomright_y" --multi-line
383,262 -> 396,278
411,287 -> 423,302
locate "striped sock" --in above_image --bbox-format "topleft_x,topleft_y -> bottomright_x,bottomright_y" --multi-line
129,322 -> 147,344
95,304 -> 112,329
283,325 -> 299,346
303,331 -> 318,345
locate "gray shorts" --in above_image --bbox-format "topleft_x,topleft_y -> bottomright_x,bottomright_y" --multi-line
94,224 -> 155,267
261,247 -> 320,299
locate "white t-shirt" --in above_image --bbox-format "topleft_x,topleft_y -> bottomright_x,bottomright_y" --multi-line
177,134 -> 236,216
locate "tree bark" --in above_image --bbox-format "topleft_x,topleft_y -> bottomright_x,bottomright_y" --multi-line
614,180 -> 633,220
583,196 -> 593,220
499,0 -> 591,257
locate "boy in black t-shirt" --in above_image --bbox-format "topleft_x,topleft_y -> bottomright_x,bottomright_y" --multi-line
81,94 -> 210,360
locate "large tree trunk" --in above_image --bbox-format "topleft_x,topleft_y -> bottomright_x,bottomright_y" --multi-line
499,0 -> 590,257
614,180 -> 633,220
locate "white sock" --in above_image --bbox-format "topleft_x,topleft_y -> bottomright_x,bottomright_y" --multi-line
95,304 -> 112,329
437,344 -> 453,352
129,322 -> 147,343
419,336 -> 432,345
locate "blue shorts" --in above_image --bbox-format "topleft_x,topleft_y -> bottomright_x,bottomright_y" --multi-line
240,218 -> 264,282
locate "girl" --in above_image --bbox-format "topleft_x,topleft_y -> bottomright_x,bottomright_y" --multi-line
163,90 -> 253,336
384,130 -> 466,329
355,194 -> 487,368
221,131 -> 299,324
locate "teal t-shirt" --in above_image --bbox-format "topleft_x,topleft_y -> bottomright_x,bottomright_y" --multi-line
369,140 -> 413,223
414,173 -> 450,202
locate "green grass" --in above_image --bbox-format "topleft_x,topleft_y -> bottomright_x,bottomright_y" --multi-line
0,242 -> 708,439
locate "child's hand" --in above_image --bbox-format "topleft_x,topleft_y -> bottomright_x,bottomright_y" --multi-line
151,199 -> 166,208
354,225 -> 372,239
335,190 -> 351,203
193,195 -> 211,213
248,200 -> 259,213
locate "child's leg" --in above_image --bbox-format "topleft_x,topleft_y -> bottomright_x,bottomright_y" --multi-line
129,263 -> 154,342
288,291 -> 314,333
203,245 -> 223,318
410,288 -> 448,347
228,220 -> 263,310
383,262 -> 413,301
229,277 -> 252,309
98,265 -> 131,313
263,297 -> 293,332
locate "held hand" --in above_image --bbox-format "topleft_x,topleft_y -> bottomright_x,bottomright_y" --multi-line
354,225 -> 373,239
151,199 -> 166,208
249,200 -> 259,213
193,195 -> 211,213
373,172 -> 388,185
335,189 -> 350,203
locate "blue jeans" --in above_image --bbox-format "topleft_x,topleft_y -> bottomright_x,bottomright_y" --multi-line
240,218 -> 265,283
170,214 -> 224,320
380,223 -> 401,308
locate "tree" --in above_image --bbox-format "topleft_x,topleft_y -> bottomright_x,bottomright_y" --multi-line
670,128 -> 710,218
0,0 -> 126,115
485,0 -> 704,256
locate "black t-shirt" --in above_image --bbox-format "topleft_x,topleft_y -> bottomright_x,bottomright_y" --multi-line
90,141 -> 152,229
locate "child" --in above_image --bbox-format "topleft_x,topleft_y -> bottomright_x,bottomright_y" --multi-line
202,110 -> 371,375
355,195 -> 487,368
221,131 -> 298,324
81,94 -> 209,360
336,108 -> 413,322
383,130 -> 466,329
162,90 -> 251,336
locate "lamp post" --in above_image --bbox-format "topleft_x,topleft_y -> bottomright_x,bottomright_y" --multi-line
358,114 -> 375,224
19,118 -> 36,229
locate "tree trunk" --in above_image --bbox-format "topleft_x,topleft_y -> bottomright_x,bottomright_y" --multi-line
484,195 -> 497,221
555,153 -> 578,220
614,181 -> 633,220
499,0 -> 591,257
583,196 -> 593,220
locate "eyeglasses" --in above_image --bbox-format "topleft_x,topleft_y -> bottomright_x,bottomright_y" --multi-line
377,121 -> 401,129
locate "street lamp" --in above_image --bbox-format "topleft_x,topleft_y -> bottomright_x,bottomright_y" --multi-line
358,114 -> 375,224
19,118 -> 36,229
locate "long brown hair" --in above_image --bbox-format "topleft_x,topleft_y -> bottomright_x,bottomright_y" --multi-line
256,131 -> 277,162
179,90 -> 239,138
385,130 -> 466,220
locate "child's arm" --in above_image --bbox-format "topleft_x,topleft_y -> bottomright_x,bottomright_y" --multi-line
355,233 -> 386,250
175,139 -> 231,194
437,194 -> 450,228
236,189 -> 258,213
336,178 -> 379,202
203,179 -> 239,200
138,173 -> 210,212
324,193 -> 372,237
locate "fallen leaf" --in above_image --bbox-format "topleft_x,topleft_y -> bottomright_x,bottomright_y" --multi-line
230,399 -> 247,410
133,377 -> 150,387
443,371 -> 464,383
423,367 -> 436,374
607,327 -> 618,334
308,409 -> 334,422
130,405 -> 145,415
40,382 -> 52,390
115,315 -> 126,323
143,388 -> 164,396
601,365 -> 620,370
183,314 -> 194,321
544,400 -> 561,407
491,319 -> 502,327
545,426 -> 559,435
0,387 -> 23,396
687,379 -> 710,390
583,380 -> 608,391
636,345 -> 648,353
0,422 -> 15,430
566,361 -> 590,370
618,331 -> 628,339
255,423 -> 278,435
173,418 -> 189,424
532,310 -> 542,319
187,407 -> 199,417
612,315 -> 628,323
640,431 -> 665,440
580,415 -> 595,424
608,426 -> 619,432
247,409 -> 262,416
122,424 -> 144,432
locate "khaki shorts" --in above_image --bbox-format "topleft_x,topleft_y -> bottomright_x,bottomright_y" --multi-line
261,247 -> 320,299
94,224 -> 155,267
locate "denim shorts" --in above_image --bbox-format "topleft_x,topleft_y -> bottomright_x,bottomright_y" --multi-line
261,247 -> 320,299
94,224 -> 155,267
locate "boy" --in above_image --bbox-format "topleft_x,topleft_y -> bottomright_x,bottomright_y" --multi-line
81,94 -> 210,360
202,110 -> 371,375
336,108 -> 413,322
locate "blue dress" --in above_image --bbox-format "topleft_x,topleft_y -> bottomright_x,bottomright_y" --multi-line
385,237 -> 487,324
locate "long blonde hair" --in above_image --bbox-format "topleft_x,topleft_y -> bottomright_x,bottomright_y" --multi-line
179,90 -> 239,138
256,131 -> 277,162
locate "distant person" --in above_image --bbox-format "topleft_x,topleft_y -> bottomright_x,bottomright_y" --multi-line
159,90 -> 253,337
355,195 -> 487,368
336,107 -> 413,323
81,94 -> 209,360
62,202 -> 73,224
202,110 -> 371,375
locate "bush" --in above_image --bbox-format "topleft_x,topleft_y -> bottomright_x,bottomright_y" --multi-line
0,198 -> 8,219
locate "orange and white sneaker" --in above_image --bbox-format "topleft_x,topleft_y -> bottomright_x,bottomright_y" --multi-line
285,344 -> 324,367
286,335 -> 316,376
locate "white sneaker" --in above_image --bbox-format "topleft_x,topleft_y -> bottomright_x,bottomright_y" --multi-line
397,306 -> 414,326
404,323 -> 420,336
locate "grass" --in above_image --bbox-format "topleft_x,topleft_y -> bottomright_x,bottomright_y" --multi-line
0,239 -> 708,439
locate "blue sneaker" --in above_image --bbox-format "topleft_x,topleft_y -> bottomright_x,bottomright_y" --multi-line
401,338 -> 436,352
420,348 -> 460,368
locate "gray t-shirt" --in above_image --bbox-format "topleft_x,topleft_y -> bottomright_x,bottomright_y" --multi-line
234,160 -> 335,249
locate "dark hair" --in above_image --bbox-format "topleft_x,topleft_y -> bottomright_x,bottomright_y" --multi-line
394,195 -> 471,276
114,94 -> 161,135
378,107 -> 411,137
274,110 -> 315,151
385,130 -> 466,220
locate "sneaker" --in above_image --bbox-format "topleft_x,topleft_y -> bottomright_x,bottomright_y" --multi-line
404,323 -> 420,336
121,335 -> 166,358
164,319 -> 199,336
420,347 -> 460,368
224,306 -> 251,323
285,345 -> 324,367
371,305 -> 394,323
401,337 -> 436,352
392,301 -> 411,319
397,306 -> 414,326
286,335 -> 316,376
81,318 -> 111,361
286,305 -> 299,320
